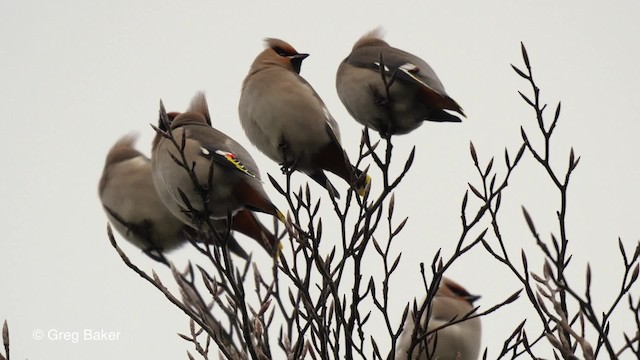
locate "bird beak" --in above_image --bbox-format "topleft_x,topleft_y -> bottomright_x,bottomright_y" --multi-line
466,294 -> 481,304
292,53 -> 309,60
290,53 -> 309,74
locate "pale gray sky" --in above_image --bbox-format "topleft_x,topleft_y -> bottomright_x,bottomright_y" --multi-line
1,0 -> 639,358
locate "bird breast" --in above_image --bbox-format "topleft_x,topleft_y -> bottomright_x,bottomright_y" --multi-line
240,68 -> 335,169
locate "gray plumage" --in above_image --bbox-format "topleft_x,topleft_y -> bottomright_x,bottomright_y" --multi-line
151,92 -> 284,255
99,134 -> 249,258
337,29 -> 465,136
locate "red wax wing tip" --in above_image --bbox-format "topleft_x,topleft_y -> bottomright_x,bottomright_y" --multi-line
219,150 -> 237,161
215,150 -> 257,179
400,63 -> 420,73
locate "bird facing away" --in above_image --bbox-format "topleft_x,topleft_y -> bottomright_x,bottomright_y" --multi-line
336,28 -> 465,136
151,92 -> 285,256
98,134 -> 251,260
395,277 -> 482,360
239,38 -> 370,198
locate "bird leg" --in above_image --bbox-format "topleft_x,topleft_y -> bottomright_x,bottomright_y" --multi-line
372,52 -> 400,137
375,52 -> 397,106
367,86 -> 394,137
278,141 -> 298,175
132,219 -> 173,266
370,85 -> 390,107
104,206 -> 156,248
104,206 -> 170,265
175,187 -> 214,232
207,211 -> 234,251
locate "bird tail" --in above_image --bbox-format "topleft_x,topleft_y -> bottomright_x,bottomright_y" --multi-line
308,171 -> 341,199
425,109 -> 463,123
352,167 -> 371,197
312,123 -> 371,197
231,209 -> 281,256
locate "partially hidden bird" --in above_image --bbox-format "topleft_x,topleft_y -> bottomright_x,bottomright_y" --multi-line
239,38 -> 370,198
99,134 -> 251,260
395,277 -> 482,360
337,28 -> 465,136
151,92 -> 286,256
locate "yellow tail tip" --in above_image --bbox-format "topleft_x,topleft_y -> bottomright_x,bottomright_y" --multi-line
276,210 -> 287,224
357,174 -> 372,197
273,241 -> 284,261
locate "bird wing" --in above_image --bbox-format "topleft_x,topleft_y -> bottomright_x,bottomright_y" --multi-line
199,145 -> 260,181
347,46 -> 448,97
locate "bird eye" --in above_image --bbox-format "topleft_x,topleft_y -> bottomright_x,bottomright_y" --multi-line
446,283 -> 471,297
273,46 -> 294,57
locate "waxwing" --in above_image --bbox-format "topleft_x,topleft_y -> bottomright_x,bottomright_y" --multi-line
151,92 -> 285,256
99,134 -> 250,259
337,29 -> 465,136
239,38 -> 370,198
396,277 -> 482,360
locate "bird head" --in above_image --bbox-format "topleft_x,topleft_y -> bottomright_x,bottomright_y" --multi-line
439,277 -> 481,305
254,38 -> 309,74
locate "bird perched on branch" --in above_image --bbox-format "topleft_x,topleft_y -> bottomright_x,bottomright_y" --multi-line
151,92 -> 286,256
239,38 -> 370,198
337,29 -> 465,136
99,134 -> 251,260
396,277 -> 482,360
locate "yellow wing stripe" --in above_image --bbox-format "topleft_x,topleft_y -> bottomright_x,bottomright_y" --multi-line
214,150 -> 258,179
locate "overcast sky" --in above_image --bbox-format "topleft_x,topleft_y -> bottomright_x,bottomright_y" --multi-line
1,0 -> 639,359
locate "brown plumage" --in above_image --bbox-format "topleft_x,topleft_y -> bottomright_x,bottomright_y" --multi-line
396,277 -> 482,360
239,38 -> 370,198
